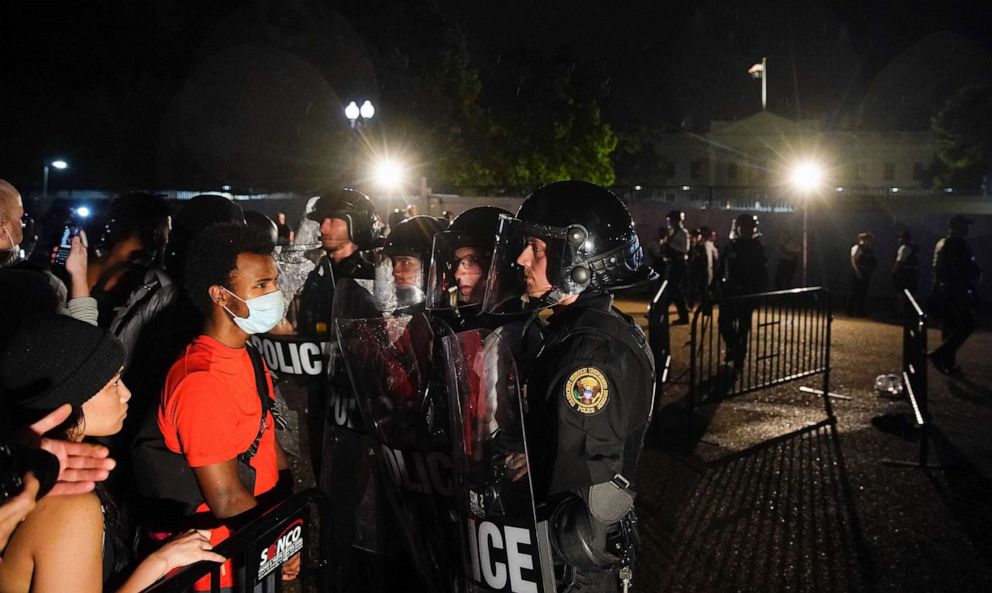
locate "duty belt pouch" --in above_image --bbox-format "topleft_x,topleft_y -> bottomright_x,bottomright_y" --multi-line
132,343 -> 273,519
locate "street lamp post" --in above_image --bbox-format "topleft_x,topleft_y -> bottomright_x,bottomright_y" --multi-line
788,160 -> 825,286
344,99 -> 375,129
42,159 -> 69,196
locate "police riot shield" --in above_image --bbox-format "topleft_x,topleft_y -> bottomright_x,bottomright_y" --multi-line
319,277 -> 381,562
336,312 -> 461,593
443,329 -> 557,593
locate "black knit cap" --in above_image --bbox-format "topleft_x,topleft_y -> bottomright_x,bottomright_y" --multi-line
0,315 -> 125,410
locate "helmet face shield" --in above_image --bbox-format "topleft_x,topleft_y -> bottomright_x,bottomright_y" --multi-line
426,232 -> 494,311
482,216 -> 579,314
374,251 -> 427,312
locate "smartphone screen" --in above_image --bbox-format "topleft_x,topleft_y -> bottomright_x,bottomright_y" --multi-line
54,224 -> 80,266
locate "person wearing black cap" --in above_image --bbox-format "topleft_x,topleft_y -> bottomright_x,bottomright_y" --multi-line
663,210 -> 690,324
928,215 -> 982,374
0,315 -> 224,593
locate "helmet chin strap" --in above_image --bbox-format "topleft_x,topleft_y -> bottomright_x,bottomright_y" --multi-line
523,288 -> 562,309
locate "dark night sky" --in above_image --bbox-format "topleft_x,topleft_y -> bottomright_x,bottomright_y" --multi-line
2,0 -> 991,191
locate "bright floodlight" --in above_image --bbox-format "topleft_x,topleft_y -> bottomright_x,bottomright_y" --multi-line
344,101 -> 360,121
374,158 -> 405,190
360,100 -> 375,119
76,206 -> 91,218
789,160 -> 825,192
51,160 -> 68,170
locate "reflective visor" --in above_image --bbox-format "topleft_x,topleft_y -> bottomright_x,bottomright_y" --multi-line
426,232 -> 494,311
373,251 -> 427,312
481,215 -> 573,314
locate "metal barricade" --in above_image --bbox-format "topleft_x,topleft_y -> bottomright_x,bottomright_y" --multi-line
647,280 -> 673,388
894,289 -> 931,467
144,489 -> 331,593
687,287 -> 834,426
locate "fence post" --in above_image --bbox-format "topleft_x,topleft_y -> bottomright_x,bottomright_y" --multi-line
647,281 -> 671,438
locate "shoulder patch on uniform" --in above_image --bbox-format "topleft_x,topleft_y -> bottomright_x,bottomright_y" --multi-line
564,367 -> 609,415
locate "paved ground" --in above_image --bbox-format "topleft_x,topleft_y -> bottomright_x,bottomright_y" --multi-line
618,294 -> 992,593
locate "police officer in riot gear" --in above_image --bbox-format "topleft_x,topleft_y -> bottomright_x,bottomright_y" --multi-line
295,188 -> 379,591
337,214 -> 451,592
377,215 -> 448,313
426,206 -> 519,330
484,180 -> 656,592
298,188 -> 379,473
298,188 -> 379,340
716,213 -> 768,367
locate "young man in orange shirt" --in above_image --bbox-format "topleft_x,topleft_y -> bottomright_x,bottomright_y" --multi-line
158,222 -> 299,591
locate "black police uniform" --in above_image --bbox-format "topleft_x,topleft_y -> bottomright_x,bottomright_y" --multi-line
848,242 -> 877,316
717,235 -> 767,365
297,250 -> 374,474
525,291 -> 654,592
929,234 -> 980,372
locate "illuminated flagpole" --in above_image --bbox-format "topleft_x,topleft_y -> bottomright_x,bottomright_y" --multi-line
748,57 -> 767,110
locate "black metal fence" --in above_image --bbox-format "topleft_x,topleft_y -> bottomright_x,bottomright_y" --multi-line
688,287 -> 834,422
144,489 -> 331,593
901,289 -> 930,467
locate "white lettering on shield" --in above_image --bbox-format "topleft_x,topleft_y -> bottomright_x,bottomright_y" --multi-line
467,517 -> 538,593
380,446 -> 454,496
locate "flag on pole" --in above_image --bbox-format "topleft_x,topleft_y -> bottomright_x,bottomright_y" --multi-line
748,63 -> 765,79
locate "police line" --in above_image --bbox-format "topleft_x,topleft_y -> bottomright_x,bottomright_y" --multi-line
248,334 -> 331,377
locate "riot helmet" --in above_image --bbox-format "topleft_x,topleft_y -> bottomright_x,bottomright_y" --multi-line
305,188 -> 381,250
244,211 -> 278,250
483,180 -> 656,312
427,206 -> 511,311
375,215 -> 447,311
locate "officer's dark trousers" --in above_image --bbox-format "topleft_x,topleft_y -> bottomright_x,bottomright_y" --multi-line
932,294 -> 975,367
665,259 -> 689,321
306,379 -> 327,478
847,272 -> 872,316
319,426 -> 377,592
718,301 -> 755,366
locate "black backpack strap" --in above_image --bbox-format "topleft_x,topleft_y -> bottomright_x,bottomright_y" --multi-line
241,343 -> 272,464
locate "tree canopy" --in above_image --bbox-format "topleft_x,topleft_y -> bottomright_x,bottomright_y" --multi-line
932,84 -> 992,191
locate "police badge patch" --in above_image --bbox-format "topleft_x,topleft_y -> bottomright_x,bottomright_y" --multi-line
564,367 -> 609,415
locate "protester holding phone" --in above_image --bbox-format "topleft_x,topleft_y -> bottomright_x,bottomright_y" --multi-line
50,227 -> 98,325
0,179 -> 97,325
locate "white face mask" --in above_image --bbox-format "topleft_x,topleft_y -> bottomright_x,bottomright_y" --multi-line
222,287 -> 286,334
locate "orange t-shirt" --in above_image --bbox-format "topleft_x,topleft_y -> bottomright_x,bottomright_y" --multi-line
158,335 -> 279,590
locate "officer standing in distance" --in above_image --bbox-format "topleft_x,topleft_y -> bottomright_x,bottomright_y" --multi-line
663,210 -> 690,324
716,213 -> 767,368
485,180 -> 656,592
928,215 -> 982,375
